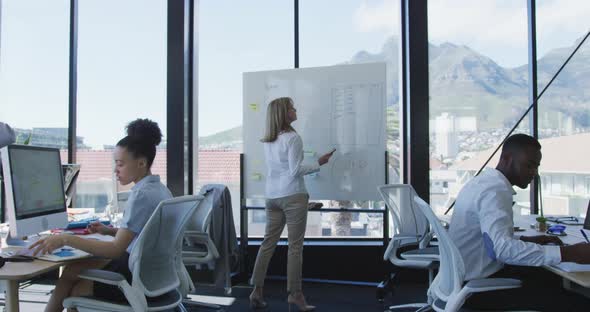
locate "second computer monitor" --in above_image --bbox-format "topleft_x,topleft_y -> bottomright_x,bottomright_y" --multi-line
0,144 -> 68,237
62,163 -> 80,207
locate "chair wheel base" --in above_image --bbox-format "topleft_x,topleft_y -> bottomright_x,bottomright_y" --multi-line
377,279 -> 395,302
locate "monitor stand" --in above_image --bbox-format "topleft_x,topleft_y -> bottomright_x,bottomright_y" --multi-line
6,232 -> 29,246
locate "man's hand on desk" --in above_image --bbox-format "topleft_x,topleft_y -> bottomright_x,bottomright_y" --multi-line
520,235 -> 563,246
561,243 -> 590,264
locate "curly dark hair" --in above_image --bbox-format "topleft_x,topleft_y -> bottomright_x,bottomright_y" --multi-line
116,118 -> 162,168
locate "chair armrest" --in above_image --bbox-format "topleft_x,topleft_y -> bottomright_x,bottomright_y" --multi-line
63,297 -> 134,312
183,232 -> 220,263
78,269 -> 126,286
77,269 -> 147,311
391,234 -> 423,241
444,277 -> 521,311
464,278 -> 522,293
401,246 -> 439,261
184,231 -> 211,241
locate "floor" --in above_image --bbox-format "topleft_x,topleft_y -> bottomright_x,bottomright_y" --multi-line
189,279 -> 427,312
0,277 -> 429,311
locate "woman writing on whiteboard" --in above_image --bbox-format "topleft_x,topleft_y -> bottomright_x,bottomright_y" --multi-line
250,97 -> 335,311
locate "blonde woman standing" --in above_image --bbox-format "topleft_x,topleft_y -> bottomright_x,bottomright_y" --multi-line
250,97 -> 335,311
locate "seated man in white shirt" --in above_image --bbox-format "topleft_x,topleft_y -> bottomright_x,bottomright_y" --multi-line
450,133 -> 590,311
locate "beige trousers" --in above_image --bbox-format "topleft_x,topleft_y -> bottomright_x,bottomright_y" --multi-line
251,193 -> 309,293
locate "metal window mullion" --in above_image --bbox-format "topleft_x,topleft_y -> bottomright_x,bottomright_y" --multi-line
68,0 -> 78,164
527,0 -> 539,214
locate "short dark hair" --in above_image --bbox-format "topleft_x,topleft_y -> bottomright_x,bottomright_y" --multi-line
502,133 -> 541,154
116,118 -> 162,168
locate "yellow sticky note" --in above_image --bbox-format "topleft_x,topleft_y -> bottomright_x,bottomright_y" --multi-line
252,173 -> 262,181
249,103 -> 258,111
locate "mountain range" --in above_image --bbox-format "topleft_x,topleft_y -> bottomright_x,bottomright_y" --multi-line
201,36 -> 590,146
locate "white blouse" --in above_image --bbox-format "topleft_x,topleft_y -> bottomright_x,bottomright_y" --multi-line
263,131 -> 319,199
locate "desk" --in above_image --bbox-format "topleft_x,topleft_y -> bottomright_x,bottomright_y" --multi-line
0,256 -> 63,312
439,213 -> 586,244
514,215 -> 590,297
0,233 -> 112,312
441,213 -> 590,296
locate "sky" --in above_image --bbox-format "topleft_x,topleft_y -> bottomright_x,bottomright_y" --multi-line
1,0 -> 589,149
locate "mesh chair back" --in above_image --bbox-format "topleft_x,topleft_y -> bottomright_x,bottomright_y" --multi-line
413,195 -> 464,302
187,188 -> 215,233
129,195 -> 203,297
379,184 -> 429,245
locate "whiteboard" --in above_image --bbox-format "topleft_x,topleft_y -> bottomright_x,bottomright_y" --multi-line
243,63 -> 386,201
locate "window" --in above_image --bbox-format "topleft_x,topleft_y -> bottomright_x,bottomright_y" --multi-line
0,0 -> 70,157
297,0 -> 401,238
197,1 -> 293,235
76,0 -> 167,212
428,0 -> 531,216
536,0 -> 590,217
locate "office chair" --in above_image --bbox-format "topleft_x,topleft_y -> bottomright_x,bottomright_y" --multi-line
179,184 -> 238,309
63,195 -> 204,312
182,187 -> 220,265
178,186 -> 221,310
192,184 -> 236,293
377,184 -> 439,310
413,196 -> 522,312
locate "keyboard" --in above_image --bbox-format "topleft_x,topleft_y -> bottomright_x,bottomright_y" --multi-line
66,218 -> 111,229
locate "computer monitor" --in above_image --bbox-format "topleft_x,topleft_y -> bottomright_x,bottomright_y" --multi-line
62,164 -> 80,207
0,145 -> 68,238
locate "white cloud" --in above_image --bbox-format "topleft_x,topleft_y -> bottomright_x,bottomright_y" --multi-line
353,0 -> 590,67
354,0 -> 400,34
535,0 -> 590,57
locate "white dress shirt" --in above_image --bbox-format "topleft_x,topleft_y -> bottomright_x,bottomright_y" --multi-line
449,168 -> 561,280
264,131 -> 319,199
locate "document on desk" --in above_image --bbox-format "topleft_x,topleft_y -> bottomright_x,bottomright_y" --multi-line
16,246 -> 91,262
552,262 -> 590,272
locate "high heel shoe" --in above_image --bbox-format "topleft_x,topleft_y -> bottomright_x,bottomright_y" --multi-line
287,293 -> 315,311
249,294 -> 268,310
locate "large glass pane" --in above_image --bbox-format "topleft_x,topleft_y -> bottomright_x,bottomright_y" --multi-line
428,0 -> 531,216
294,0 -> 400,238
76,0 -> 167,212
0,0 -> 70,155
536,0 -> 590,217
197,1 -> 293,236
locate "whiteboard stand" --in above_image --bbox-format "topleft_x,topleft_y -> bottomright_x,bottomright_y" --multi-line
238,151 -> 390,284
